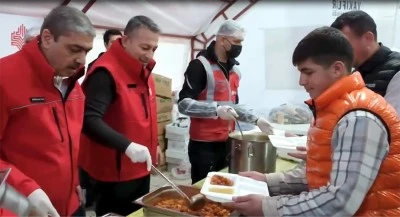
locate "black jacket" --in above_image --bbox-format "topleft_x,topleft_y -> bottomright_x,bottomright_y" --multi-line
87,52 -> 104,72
357,44 -> 400,96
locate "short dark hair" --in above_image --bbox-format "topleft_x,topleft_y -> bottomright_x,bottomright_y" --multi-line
331,10 -> 377,40
41,6 -> 95,41
103,29 -> 122,44
124,15 -> 161,36
292,26 -> 354,72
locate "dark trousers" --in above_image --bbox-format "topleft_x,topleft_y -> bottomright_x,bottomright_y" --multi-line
72,206 -> 86,217
79,168 -> 96,208
94,175 -> 150,216
188,140 -> 230,184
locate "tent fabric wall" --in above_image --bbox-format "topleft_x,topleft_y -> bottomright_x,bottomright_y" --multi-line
0,0 -> 229,38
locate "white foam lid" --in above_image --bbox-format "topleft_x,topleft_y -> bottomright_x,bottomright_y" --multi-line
268,134 -> 307,150
200,172 -> 269,203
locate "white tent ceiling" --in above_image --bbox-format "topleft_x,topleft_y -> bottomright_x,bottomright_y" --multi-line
0,0 -> 235,38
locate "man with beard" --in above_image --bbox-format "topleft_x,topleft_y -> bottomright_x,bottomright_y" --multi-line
178,20 -> 273,184
331,10 -> 400,115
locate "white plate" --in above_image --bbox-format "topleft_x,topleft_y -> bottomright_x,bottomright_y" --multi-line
200,172 -> 269,203
269,135 -> 307,161
270,123 -> 310,135
268,135 -> 307,149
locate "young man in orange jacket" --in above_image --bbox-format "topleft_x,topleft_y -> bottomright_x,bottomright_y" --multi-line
289,10 -> 400,161
0,6 -> 95,217
227,26 -> 400,216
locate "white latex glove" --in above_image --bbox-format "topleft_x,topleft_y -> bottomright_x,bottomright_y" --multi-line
217,105 -> 238,120
27,189 -> 60,217
256,118 -> 274,135
125,142 -> 152,171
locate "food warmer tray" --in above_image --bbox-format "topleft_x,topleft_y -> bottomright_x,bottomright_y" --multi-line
134,185 -> 241,217
100,213 -> 124,217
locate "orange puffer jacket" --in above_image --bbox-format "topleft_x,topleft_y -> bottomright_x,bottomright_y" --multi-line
306,72 -> 400,216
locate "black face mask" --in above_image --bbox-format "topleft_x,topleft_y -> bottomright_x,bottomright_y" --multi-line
225,40 -> 242,59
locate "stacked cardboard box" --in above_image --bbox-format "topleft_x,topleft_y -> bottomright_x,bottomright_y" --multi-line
153,73 -> 173,171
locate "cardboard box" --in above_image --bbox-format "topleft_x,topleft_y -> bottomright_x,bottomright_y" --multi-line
158,135 -> 167,151
153,73 -> 172,98
158,120 -> 172,136
157,112 -> 172,123
156,97 -> 173,114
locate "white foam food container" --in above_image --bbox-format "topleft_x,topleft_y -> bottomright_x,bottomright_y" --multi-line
269,135 -> 307,161
200,172 -> 269,203
268,135 -> 307,150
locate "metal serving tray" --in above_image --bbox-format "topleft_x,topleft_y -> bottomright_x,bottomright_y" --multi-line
100,213 -> 124,217
134,185 -> 240,217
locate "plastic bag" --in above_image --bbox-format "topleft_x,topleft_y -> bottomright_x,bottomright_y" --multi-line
171,154 -> 191,180
268,103 -> 312,124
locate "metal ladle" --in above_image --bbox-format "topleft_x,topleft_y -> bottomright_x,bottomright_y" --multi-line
235,119 -> 244,139
151,165 -> 206,210
227,107 -> 244,138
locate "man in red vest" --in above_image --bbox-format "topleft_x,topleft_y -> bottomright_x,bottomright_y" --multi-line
178,20 -> 273,184
0,6 -> 95,217
80,28 -> 123,209
228,26 -> 400,216
79,16 -> 161,216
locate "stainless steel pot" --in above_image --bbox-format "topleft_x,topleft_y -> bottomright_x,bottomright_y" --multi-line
228,131 -> 277,174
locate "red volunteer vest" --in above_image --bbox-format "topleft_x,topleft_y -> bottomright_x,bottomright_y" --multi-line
305,72 -> 400,216
230,71 -> 240,104
0,38 -> 84,216
189,56 -> 241,142
79,40 -> 158,182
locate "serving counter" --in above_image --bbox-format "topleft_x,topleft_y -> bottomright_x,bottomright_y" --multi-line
127,158 -> 298,217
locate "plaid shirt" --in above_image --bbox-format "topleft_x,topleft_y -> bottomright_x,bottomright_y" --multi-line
262,110 -> 390,216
